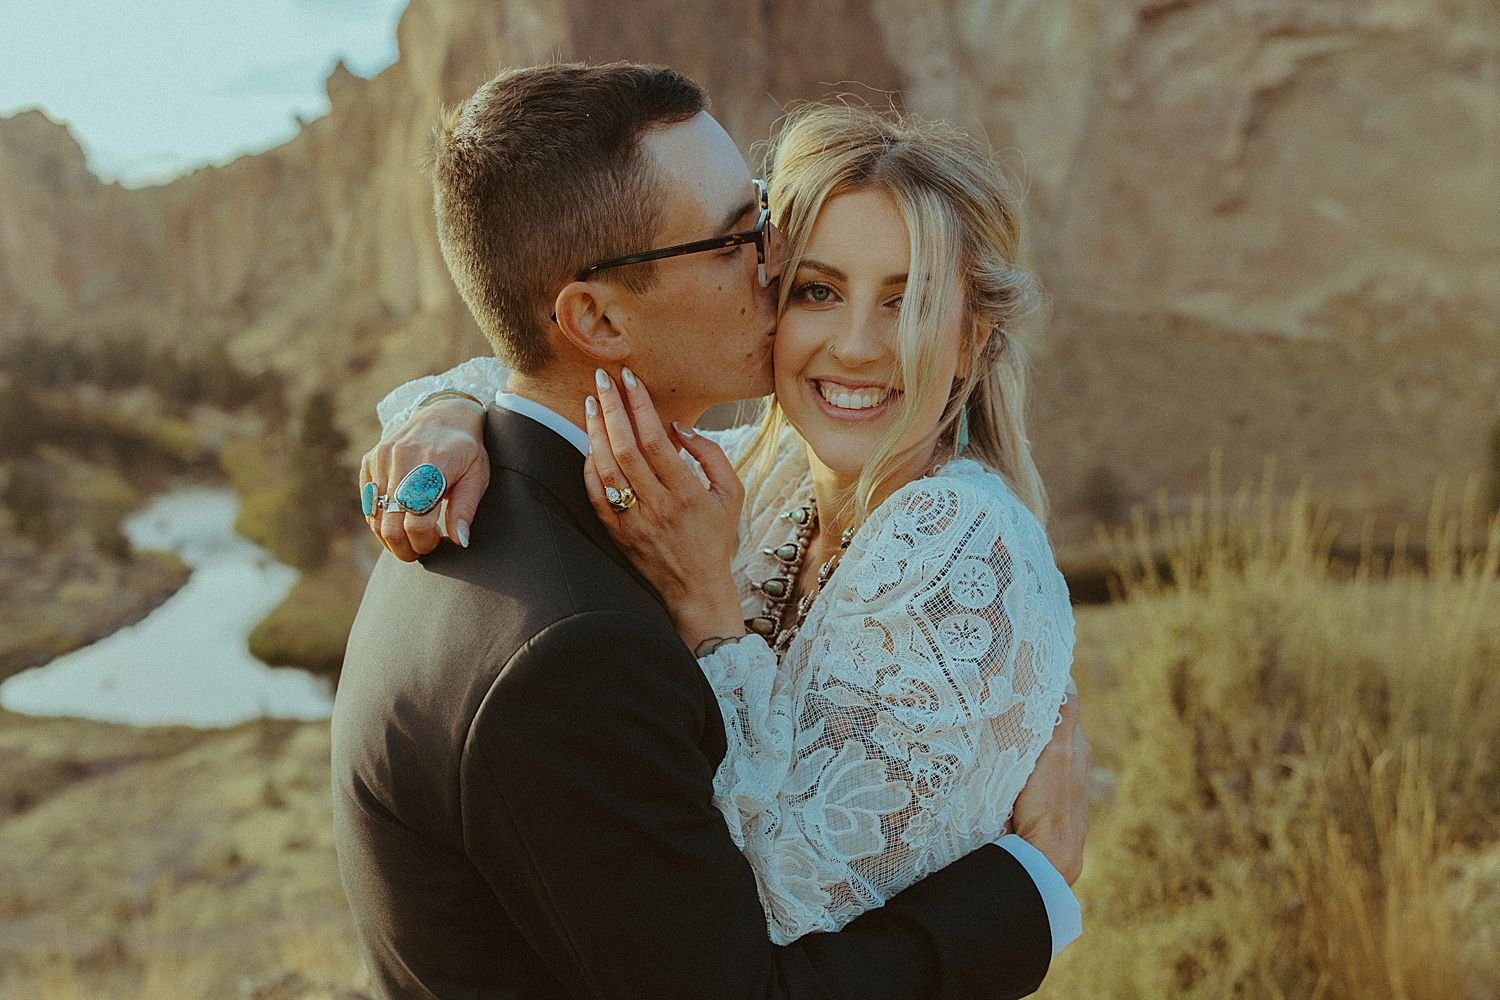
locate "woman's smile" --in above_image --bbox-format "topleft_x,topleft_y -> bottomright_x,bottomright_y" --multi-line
806,378 -> 903,420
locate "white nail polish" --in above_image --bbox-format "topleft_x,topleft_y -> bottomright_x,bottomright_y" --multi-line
456,521 -> 470,548
595,368 -> 611,390
673,420 -> 698,438
586,396 -> 598,417
621,367 -> 637,391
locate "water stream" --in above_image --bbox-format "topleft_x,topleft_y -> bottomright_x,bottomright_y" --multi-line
0,487 -> 334,727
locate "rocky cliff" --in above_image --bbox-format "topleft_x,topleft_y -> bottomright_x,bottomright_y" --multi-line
2,0 -> 1496,537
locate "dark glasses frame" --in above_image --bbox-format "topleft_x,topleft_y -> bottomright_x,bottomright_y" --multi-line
576,178 -> 778,288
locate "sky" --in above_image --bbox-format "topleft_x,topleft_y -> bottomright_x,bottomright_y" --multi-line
0,0 -> 409,187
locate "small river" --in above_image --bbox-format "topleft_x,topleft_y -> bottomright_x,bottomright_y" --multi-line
0,487 -> 335,727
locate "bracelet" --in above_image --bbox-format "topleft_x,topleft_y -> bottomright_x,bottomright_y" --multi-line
417,388 -> 487,413
693,635 -> 745,658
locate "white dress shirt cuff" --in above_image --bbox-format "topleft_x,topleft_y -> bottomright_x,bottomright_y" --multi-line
995,834 -> 1082,958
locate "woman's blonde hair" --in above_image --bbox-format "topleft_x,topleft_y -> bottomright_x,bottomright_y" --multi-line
738,102 -> 1048,526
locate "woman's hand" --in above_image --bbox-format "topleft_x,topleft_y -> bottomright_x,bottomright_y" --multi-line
360,398 -> 491,561
583,367 -> 747,653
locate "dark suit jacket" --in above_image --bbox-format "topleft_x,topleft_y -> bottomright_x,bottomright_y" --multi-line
332,406 -> 1052,999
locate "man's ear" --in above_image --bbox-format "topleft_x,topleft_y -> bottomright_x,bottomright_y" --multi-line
552,281 -> 632,364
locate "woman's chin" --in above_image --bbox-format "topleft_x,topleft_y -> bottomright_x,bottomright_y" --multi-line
797,423 -> 950,495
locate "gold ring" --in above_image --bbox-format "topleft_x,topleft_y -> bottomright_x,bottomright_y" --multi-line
604,485 -> 637,512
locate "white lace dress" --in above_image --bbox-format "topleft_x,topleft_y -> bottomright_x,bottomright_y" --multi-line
379,359 -> 1077,945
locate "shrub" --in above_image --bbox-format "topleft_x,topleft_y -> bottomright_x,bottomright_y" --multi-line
246,559 -> 366,679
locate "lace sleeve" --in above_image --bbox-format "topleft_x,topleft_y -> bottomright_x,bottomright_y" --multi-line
700,465 -> 1076,944
695,423 -> 760,465
375,356 -> 509,437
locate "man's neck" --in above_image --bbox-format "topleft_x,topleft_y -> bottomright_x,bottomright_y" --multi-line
507,369 -> 705,437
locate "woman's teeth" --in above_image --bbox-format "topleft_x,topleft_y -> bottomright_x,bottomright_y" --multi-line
817,382 -> 893,411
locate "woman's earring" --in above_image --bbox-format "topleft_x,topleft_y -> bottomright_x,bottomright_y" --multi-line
827,343 -> 840,361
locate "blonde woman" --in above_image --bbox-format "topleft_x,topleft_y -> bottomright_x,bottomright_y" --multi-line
366,104 -> 1079,946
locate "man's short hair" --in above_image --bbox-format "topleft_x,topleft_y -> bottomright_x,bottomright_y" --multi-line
430,62 -> 707,373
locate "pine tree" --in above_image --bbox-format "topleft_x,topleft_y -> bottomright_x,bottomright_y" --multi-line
1488,416 -> 1500,517
0,381 -> 39,458
285,390 -> 353,569
3,460 -> 51,540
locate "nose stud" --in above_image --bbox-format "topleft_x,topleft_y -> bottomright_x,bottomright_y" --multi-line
827,343 -> 840,361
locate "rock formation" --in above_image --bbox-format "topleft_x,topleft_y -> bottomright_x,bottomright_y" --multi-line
1,0 -> 1495,540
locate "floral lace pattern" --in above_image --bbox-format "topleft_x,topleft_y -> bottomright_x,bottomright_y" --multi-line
381,361 -> 1075,946
375,356 -> 510,436
707,436 -> 1076,944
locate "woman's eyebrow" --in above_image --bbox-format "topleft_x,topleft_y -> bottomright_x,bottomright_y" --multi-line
795,258 -> 908,287
795,258 -> 846,280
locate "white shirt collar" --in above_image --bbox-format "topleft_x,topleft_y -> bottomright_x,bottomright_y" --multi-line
493,391 -> 590,456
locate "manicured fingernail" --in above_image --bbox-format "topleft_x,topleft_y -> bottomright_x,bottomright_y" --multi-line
621,367 -> 637,391
595,368 -> 611,390
456,521 -> 470,548
586,395 -> 598,417
672,420 -> 697,437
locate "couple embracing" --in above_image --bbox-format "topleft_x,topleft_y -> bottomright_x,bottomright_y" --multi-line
333,60 -> 1089,1000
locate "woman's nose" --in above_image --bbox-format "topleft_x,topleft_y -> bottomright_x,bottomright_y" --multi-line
828,309 -> 892,367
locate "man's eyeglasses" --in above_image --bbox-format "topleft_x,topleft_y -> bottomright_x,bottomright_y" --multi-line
577,178 -> 782,289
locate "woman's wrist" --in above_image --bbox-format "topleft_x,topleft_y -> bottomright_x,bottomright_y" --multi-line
416,388 -> 487,415
672,586 -> 747,656
692,634 -> 745,658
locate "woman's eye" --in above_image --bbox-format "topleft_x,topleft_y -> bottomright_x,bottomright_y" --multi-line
792,282 -> 836,304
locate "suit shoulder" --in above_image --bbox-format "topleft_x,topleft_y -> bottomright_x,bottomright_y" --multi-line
470,610 -> 706,745
502,609 -> 695,696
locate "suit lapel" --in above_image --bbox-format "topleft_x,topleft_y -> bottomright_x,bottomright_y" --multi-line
483,407 -> 671,613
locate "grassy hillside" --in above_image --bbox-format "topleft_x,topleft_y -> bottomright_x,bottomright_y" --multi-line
1041,474 -> 1500,999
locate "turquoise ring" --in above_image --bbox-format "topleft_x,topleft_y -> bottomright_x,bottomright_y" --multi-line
361,481 -> 378,517
392,464 -> 447,516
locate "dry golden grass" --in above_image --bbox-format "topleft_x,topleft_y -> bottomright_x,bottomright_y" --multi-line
0,896 -> 369,1000
1040,461 -> 1500,999
0,717 -> 367,999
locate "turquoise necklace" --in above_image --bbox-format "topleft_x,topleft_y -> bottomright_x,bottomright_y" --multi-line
746,498 -> 854,656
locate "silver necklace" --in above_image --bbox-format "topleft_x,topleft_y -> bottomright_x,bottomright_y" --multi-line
746,498 -> 854,655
